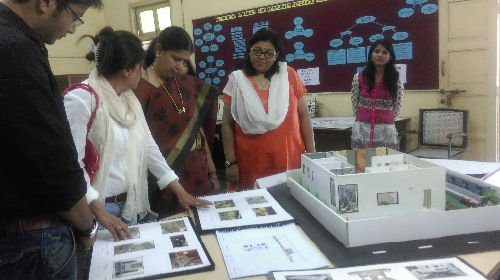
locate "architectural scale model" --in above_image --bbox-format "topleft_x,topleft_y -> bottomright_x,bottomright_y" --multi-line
287,148 -> 500,247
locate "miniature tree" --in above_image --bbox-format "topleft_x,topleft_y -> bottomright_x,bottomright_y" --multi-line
480,190 -> 499,206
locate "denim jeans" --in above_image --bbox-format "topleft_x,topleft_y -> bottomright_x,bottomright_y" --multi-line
102,202 -> 157,225
103,202 -> 134,225
0,225 -> 77,280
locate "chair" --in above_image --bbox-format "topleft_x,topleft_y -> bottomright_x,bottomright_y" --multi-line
406,109 -> 468,159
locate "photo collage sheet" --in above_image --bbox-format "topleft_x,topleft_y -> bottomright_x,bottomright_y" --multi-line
195,188 -> 295,232
89,216 -> 213,280
269,257 -> 487,280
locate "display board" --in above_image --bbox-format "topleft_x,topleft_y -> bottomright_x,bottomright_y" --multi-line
192,0 -> 438,92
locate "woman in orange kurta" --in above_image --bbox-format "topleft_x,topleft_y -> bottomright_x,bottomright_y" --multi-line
221,28 -> 315,190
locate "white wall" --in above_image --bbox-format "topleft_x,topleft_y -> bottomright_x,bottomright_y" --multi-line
47,6 -> 104,74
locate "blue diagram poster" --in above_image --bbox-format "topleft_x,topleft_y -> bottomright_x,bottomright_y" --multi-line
192,0 -> 438,92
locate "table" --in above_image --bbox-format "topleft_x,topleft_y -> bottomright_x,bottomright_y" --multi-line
163,183 -> 500,280
164,223 -> 499,280
312,117 -> 410,152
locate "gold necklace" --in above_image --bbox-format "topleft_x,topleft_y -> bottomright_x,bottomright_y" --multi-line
151,66 -> 186,114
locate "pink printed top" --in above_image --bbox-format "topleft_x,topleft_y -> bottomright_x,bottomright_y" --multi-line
350,72 -> 404,150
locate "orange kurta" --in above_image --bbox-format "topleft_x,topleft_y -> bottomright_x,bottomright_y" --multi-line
223,67 -> 307,189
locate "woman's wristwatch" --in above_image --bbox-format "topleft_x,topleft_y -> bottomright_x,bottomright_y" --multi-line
224,160 -> 238,168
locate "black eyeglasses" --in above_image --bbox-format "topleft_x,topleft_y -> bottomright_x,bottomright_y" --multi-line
250,47 -> 277,59
65,5 -> 84,27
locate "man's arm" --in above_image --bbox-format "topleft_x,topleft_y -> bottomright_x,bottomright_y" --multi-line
58,197 -> 96,248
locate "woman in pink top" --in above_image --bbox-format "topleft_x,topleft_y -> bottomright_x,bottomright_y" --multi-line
221,28 -> 315,190
351,39 -> 405,150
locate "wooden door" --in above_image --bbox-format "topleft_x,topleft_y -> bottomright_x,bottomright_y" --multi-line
439,0 -> 498,161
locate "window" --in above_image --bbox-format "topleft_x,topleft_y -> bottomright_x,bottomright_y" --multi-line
133,1 -> 171,49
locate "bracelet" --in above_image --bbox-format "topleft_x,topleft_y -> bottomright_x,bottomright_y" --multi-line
208,171 -> 217,178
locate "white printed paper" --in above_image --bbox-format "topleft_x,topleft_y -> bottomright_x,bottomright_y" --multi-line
395,63 -> 407,84
271,257 -> 486,280
217,223 -> 330,279
255,172 -> 287,189
297,67 -> 320,86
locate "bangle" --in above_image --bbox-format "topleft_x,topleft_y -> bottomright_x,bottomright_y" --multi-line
208,171 -> 217,178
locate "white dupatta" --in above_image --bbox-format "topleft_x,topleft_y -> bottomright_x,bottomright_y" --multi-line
229,62 -> 289,134
87,69 -> 150,223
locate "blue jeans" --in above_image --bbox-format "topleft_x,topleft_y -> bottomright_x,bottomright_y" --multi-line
103,202 -> 158,225
0,225 -> 77,280
103,202 -> 135,225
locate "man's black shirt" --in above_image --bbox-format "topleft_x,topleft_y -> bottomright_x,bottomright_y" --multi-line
0,3 -> 87,218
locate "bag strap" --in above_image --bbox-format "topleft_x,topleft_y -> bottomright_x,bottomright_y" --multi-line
62,83 -> 99,131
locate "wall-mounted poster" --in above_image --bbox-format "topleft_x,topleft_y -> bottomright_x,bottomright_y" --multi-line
192,0 -> 438,92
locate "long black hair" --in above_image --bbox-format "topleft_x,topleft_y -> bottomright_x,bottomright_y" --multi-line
362,39 -> 399,102
81,27 -> 144,79
144,26 -> 194,69
242,28 -> 285,80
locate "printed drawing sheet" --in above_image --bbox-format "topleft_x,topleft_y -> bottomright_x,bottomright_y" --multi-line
270,257 -> 487,280
216,223 -> 330,279
195,188 -> 294,232
89,216 -> 213,280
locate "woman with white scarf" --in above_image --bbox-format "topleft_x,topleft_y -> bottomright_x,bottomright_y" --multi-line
63,27 -> 211,241
221,28 -> 316,191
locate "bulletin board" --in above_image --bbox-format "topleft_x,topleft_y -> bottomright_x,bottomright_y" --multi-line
192,0 -> 438,92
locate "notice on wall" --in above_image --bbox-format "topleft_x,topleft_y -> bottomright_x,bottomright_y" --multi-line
297,67 -> 320,86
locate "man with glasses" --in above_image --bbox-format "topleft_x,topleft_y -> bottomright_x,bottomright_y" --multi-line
66,4 -> 85,27
0,0 -> 103,279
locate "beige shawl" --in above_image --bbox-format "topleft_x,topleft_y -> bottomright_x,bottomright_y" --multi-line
87,69 -> 149,222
